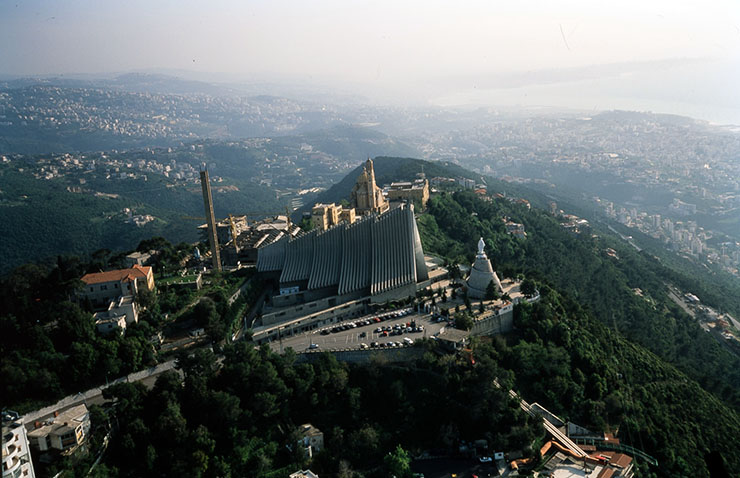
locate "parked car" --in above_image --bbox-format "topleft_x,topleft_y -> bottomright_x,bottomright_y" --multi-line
479,456 -> 492,463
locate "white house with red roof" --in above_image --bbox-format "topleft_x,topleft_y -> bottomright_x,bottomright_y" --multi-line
80,264 -> 154,308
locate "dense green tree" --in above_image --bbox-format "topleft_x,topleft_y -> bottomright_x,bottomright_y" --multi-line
485,280 -> 499,300
455,313 -> 473,331
520,278 -> 537,297
383,445 -> 412,478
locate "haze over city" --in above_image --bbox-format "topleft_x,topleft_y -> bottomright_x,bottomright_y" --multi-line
2,0 -> 739,123
3,2 -> 740,478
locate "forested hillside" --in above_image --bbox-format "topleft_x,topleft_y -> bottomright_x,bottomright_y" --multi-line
509,288 -> 739,477
4,157 -> 740,477
421,191 -> 740,408
508,179 -> 740,319
418,189 -> 740,476
25,286 -> 738,478
0,239 -> 254,413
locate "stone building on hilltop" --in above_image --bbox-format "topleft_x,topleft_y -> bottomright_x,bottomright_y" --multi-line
387,178 -> 430,208
350,158 -> 389,216
311,203 -> 356,232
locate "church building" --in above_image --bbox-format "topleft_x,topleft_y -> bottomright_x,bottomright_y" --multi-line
350,158 -> 389,216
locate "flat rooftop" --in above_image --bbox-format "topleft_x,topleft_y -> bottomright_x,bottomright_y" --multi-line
28,404 -> 88,438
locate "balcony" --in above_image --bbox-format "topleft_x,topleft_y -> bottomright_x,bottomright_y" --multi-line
3,455 -> 21,475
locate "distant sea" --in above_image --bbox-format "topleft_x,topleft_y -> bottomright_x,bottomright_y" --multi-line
431,60 -> 740,125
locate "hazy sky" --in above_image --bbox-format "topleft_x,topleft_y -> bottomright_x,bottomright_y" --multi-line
2,0 -> 739,121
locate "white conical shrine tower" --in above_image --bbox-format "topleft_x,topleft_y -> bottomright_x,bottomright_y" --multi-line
466,237 -> 503,299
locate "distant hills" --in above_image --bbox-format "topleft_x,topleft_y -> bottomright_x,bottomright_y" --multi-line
0,73 -> 240,97
0,134 -> 417,273
0,80 -> 368,154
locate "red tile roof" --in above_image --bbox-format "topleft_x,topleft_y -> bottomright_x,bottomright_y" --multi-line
610,453 -> 633,469
81,265 -> 151,285
597,469 -> 615,478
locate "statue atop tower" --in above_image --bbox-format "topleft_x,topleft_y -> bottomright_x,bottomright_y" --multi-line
350,158 -> 389,216
467,237 -> 503,299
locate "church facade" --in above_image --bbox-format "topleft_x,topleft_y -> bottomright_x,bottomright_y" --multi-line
350,158 -> 389,216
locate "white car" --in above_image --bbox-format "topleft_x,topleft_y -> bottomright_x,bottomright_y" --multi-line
479,456 -> 493,463
308,343 -> 319,350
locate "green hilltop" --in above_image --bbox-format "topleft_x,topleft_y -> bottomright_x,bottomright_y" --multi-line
417,188 -> 740,476
312,155 -> 740,474
2,155 -> 740,477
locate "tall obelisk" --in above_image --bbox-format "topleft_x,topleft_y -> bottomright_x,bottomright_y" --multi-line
200,165 -> 221,271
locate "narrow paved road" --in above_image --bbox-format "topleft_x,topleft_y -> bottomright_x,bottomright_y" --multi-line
667,287 -> 738,356
22,360 -> 179,429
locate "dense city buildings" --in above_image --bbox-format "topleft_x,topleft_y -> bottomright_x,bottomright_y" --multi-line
1,78 -> 738,478
596,196 -> 740,277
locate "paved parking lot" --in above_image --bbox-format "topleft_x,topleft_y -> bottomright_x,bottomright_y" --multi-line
269,308 -> 449,353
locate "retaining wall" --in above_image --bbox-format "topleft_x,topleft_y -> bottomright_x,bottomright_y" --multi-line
294,346 -> 425,364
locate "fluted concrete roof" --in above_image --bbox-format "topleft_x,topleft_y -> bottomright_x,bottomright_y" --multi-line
258,205 -> 428,297
338,217 -> 372,295
308,224 -> 343,290
256,235 -> 287,271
